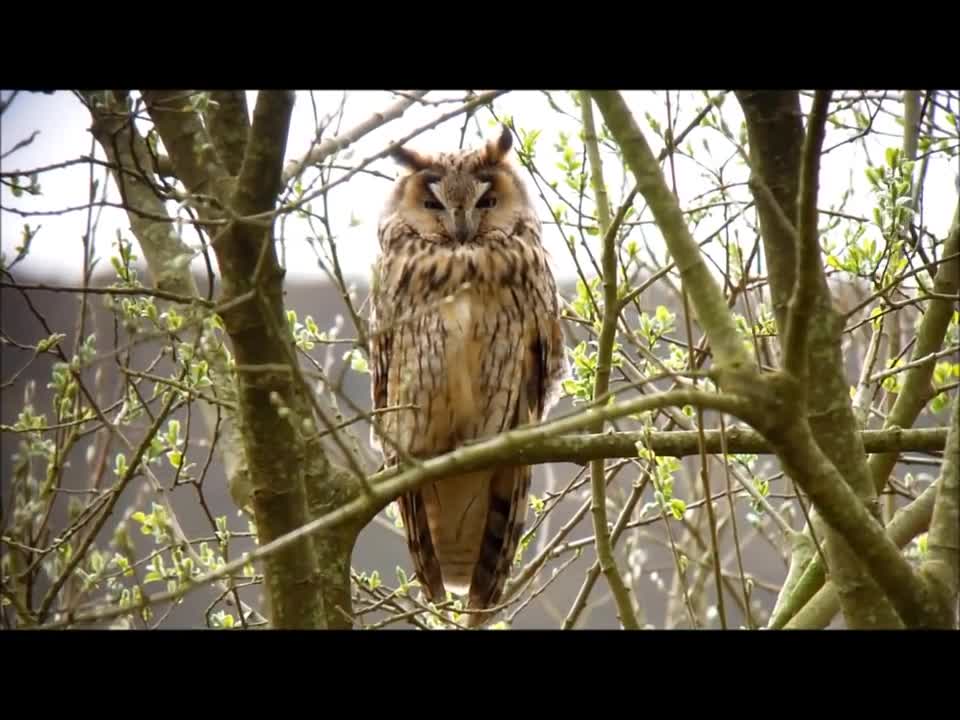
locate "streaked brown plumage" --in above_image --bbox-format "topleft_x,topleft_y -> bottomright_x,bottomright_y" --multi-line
368,124 -> 566,627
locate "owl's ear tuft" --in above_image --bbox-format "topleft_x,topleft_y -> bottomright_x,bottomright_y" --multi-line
482,124 -> 513,165
390,144 -> 432,172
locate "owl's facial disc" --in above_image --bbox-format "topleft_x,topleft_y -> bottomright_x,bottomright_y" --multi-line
421,176 -> 498,244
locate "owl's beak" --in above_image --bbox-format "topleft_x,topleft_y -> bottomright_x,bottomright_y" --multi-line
451,208 -> 474,243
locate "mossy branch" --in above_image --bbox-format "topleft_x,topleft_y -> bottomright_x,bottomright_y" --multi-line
774,201 -> 960,629
506,426 -> 948,463
737,89 -> 898,629
140,90 -> 230,200
204,90 -> 250,176
766,411 -> 947,628
783,90 -> 830,382
920,395 -> 959,625
781,474 -> 940,629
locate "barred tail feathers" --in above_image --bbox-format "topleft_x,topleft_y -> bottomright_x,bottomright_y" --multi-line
464,463 -> 532,628
400,465 -> 530,628
398,490 -> 446,603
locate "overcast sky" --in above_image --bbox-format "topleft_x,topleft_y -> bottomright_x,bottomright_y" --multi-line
2,90 -> 956,290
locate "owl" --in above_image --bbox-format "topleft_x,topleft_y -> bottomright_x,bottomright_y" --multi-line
367,123 -> 567,627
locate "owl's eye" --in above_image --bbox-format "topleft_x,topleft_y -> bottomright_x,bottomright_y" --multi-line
475,193 -> 497,209
423,199 -> 444,210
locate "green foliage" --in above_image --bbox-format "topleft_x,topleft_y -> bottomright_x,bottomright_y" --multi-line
637,305 -> 677,348
343,348 -> 369,374
562,337 -> 623,404
931,361 -> 959,413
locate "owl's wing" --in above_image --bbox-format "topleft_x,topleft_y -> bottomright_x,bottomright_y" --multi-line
367,255 -> 448,603
463,302 -> 566,625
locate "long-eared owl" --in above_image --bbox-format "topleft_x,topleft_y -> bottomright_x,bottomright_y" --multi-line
368,124 -> 567,627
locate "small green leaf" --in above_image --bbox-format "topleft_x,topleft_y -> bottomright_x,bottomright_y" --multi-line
885,146 -> 899,169
343,348 -> 369,374
396,566 -> 409,591
669,498 -> 687,519
166,419 -> 180,447
36,333 -> 66,353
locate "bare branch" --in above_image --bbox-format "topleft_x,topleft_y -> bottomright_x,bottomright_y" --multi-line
579,91 -> 639,630
869,204 -> 960,492
870,346 -> 960,383
281,90 -> 429,185
0,280 -> 214,308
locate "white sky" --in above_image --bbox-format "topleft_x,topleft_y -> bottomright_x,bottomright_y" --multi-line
1,90 -> 956,289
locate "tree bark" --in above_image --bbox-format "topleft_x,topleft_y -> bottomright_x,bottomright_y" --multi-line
137,89 -> 357,629
736,90 -> 900,628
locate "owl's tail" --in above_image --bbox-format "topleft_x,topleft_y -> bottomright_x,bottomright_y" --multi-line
463,463 -> 532,628
399,463 -> 532,629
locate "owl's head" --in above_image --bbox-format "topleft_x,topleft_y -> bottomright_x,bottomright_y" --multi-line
382,124 -> 533,244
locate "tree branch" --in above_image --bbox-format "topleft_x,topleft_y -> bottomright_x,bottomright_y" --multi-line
79,89 -> 250,516
204,90 -> 250,176
207,90 -> 336,629
783,90 -> 831,381
281,90 -> 508,218
869,205 -> 960,491
589,90 -> 754,375
735,90 -> 804,330
140,90 -> 229,200
766,413 -> 947,628
507,426 -> 948,464
920,394 -> 959,625
579,92 -> 638,630
233,91 -> 294,216
281,90 -> 429,185
737,89 -> 900,629
782,476 -> 940,629
34,387 -> 759,629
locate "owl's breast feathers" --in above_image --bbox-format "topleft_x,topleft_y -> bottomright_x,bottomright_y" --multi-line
370,212 -> 567,625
